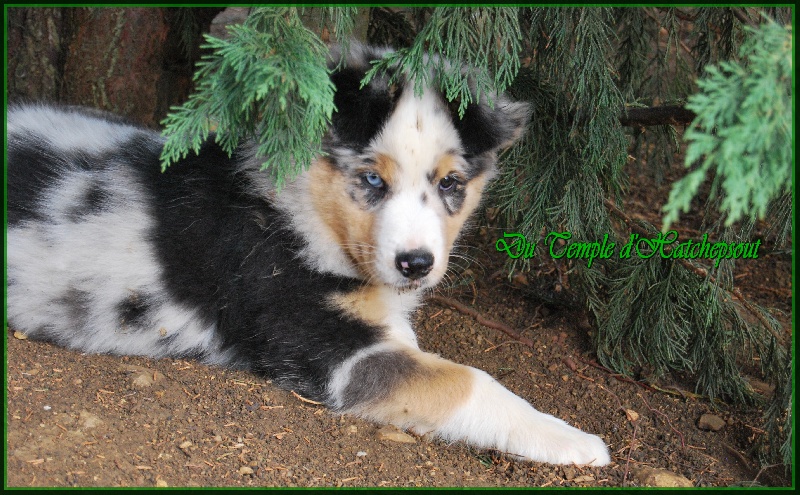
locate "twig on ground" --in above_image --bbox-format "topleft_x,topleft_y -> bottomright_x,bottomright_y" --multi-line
622,420 -> 639,487
722,443 -> 752,471
428,294 -> 535,347
291,390 -> 322,405
484,341 -> 516,353
576,357 -> 659,393
753,464 -> 783,484
638,392 -> 686,449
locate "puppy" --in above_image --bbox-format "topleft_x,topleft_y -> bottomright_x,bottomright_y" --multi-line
6,44 -> 610,466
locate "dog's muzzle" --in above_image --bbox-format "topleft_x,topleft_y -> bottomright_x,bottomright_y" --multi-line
395,249 -> 434,280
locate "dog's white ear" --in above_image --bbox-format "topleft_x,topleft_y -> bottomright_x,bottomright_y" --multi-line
495,99 -> 532,150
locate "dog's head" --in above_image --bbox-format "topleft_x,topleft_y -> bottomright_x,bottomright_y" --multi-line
299,44 -> 530,290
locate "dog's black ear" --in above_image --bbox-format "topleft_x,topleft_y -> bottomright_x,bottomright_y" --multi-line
449,96 -> 531,157
327,44 -> 402,152
329,67 -> 396,151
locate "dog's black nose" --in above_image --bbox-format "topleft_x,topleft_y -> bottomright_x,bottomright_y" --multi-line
395,249 -> 434,280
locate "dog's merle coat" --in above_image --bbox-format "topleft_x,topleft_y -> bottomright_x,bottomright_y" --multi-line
7,44 -> 610,466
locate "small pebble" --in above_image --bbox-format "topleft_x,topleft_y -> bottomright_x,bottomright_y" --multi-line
376,425 -> 416,444
633,466 -> 693,487
79,410 -> 103,429
697,413 -> 725,432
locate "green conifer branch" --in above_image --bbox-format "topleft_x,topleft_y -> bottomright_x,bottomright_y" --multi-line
362,7 -> 522,117
663,21 -> 792,228
159,7 -> 335,187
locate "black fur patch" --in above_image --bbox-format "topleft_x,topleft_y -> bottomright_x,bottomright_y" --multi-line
329,68 -> 398,151
83,183 -> 109,212
67,182 -> 109,220
6,140 -> 64,225
462,154 -> 495,181
58,287 -> 93,328
440,186 -> 466,216
451,104 -> 503,157
157,332 -> 179,348
449,100 -> 530,159
121,136 -> 384,403
340,351 -> 419,410
117,291 -> 152,329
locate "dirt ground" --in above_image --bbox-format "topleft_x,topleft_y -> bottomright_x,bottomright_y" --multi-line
5,155 -> 793,488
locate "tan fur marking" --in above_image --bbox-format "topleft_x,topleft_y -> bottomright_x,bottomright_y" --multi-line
371,153 -> 400,187
329,285 -> 388,326
307,159 -> 376,276
364,350 -> 473,432
445,174 -> 490,250
432,154 -> 490,251
433,154 -> 459,182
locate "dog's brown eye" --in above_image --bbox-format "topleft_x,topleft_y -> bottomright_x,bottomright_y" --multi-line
439,175 -> 457,192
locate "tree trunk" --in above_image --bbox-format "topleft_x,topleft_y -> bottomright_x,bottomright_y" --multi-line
7,7 -> 69,103
7,7 -> 222,127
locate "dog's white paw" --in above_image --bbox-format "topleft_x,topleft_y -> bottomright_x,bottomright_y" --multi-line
438,368 -> 611,466
505,415 -> 611,466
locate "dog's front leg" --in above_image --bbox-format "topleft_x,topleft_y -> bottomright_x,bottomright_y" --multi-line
328,344 -> 611,466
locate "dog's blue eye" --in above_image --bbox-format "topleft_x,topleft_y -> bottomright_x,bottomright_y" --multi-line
364,172 -> 384,188
439,175 -> 457,192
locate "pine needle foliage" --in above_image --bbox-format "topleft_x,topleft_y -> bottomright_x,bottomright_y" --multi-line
493,7 -> 626,265
693,8 -> 742,75
362,7 -> 522,117
160,7 -> 336,187
158,6 -> 792,470
662,20 -> 793,228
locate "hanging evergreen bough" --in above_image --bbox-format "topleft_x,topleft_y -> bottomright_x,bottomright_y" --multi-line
362,7 -> 523,117
662,20 -> 793,229
160,7 -> 336,188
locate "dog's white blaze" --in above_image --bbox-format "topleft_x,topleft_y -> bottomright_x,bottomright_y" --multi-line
369,85 -> 462,287
373,191 -> 445,287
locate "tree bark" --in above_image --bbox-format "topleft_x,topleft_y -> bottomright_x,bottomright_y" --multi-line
7,7 -> 222,127
7,7 -> 70,102
619,105 -> 697,128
